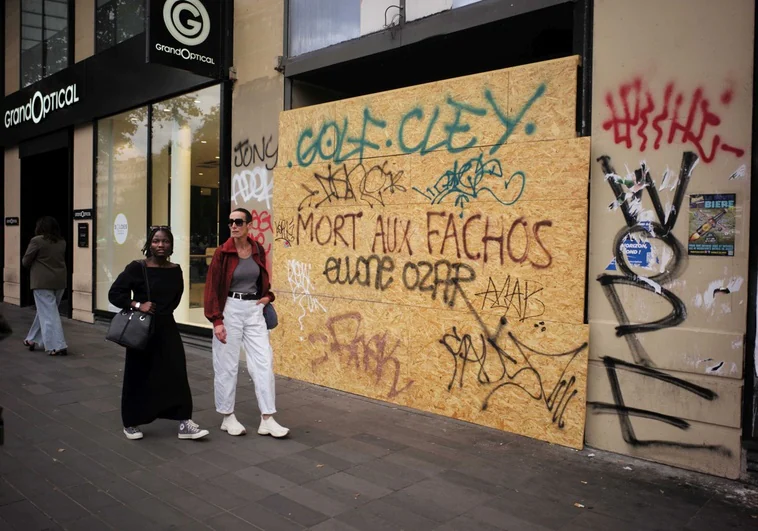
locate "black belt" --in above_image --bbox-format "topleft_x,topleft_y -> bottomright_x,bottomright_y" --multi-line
228,292 -> 259,300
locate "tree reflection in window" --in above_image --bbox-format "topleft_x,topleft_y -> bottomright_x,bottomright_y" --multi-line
21,0 -> 70,87
96,0 -> 146,53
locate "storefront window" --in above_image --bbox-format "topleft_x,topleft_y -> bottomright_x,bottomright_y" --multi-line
151,85 -> 221,327
289,0 -> 360,57
95,85 -> 220,328
96,0 -> 146,53
21,0 -> 70,87
95,108 -> 149,313
288,0 -> 485,57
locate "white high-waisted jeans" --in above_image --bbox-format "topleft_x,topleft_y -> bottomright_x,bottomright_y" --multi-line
212,297 -> 276,415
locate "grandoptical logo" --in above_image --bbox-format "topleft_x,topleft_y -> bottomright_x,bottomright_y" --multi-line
155,0 -> 215,65
4,84 -> 80,129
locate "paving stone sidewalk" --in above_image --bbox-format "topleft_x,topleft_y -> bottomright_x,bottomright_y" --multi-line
0,303 -> 756,531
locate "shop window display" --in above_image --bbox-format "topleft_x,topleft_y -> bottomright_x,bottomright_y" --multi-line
96,85 -> 221,328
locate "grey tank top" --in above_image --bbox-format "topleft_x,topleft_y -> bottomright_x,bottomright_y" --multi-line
229,256 -> 260,294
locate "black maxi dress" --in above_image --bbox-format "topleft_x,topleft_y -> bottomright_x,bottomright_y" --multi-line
108,261 -> 193,427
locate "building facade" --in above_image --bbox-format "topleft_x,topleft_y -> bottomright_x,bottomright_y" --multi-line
2,0 -> 756,480
3,0 -> 233,329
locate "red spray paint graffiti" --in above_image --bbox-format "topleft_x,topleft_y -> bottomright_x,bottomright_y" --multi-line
249,209 -> 273,271
602,78 -> 745,163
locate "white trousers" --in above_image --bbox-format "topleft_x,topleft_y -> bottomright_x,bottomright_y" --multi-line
212,297 -> 276,415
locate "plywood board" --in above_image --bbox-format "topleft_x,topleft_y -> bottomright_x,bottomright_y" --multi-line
272,199 -> 588,324
274,138 -> 590,211
271,291 -> 590,448
273,56 -> 590,449
404,308 -> 589,449
272,295 -> 416,408
278,56 -> 580,170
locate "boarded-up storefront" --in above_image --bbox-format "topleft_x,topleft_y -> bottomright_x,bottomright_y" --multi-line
272,57 -> 592,449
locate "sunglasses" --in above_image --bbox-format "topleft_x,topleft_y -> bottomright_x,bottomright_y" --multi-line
150,225 -> 171,232
228,219 -> 248,227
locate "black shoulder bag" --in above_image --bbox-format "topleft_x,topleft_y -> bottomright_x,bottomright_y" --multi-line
106,260 -> 155,350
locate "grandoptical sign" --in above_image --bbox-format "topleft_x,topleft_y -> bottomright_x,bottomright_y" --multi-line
4,84 -> 80,129
147,0 -> 223,78
0,66 -> 84,143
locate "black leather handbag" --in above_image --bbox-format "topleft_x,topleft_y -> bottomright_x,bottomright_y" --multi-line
106,261 -> 154,350
254,242 -> 278,330
263,302 -> 278,330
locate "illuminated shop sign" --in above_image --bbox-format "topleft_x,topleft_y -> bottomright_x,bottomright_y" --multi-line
4,84 -> 80,129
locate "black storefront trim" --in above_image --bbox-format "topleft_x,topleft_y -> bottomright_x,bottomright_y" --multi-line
218,0 -> 234,243
2,33 -> 225,147
19,129 -> 69,157
282,0 -> 574,77
573,0 -> 593,328
69,0 -> 75,75
146,103 -> 154,233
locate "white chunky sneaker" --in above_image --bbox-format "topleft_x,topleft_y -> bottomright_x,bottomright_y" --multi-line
123,426 -> 143,440
258,416 -> 289,438
220,413 -> 246,436
178,419 -> 209,440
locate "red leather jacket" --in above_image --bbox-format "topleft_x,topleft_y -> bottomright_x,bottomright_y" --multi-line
203,236 -> 276,327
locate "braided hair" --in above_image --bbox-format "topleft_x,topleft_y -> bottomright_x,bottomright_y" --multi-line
142,226 -> 174,257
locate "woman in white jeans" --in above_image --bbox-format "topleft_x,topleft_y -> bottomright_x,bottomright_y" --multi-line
22,216 -> 68,356
203,208 -> 288,438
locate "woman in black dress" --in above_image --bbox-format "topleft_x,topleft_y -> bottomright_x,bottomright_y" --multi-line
108,226 -> 209,441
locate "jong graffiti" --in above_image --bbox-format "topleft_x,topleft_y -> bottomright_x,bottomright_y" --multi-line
273,57 -> 591,449
230,135 -> 278,269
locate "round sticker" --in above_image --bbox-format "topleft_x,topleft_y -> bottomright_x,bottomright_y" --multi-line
113,213 -> 128,245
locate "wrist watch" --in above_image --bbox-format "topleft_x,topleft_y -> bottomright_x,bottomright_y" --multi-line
135,302 -> 141,310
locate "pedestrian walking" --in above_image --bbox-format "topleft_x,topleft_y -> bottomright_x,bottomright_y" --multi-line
204,208 -> 288,438
108,226 -> 209,441
22,216 -> 68,356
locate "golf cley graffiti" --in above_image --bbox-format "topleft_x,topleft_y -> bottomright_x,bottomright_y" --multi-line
288,83 -> 545,169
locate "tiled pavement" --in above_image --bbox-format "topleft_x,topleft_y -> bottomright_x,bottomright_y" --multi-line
0,303 -> 757,531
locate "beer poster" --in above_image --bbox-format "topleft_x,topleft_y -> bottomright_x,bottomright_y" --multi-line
688,194 -> 736,256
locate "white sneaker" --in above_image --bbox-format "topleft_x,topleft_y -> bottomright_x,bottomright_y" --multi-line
258,416 -> 289,438
220,413 -> 246,436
